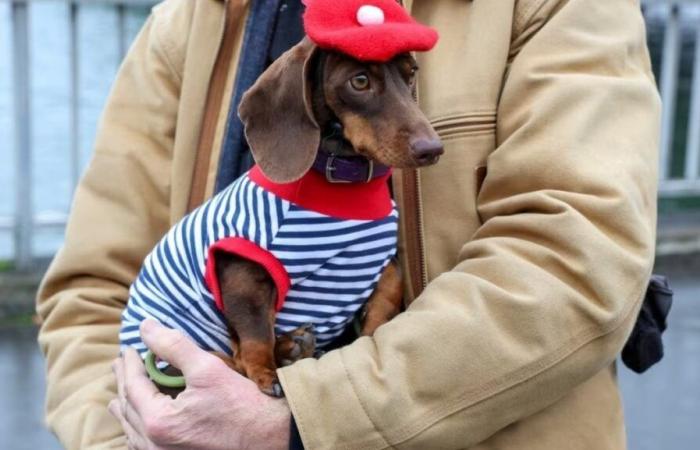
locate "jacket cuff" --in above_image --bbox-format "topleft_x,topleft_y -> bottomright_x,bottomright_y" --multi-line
278,349 -> 388,450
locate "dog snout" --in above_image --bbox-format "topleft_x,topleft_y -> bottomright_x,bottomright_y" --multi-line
410,138 -> 444,166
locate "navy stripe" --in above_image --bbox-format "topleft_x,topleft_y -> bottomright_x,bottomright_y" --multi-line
122,173 -> 398,353
121,336 -> 145,347
284,296 -> 369,307
133,284 -> 229,352
279,307 -> 359,320
304,274 -> 378,283
275,218 -> 396,239
269,230 -> 397,252
138,266 -> 230,353
279,216 -> 346,225
278,245 -> 395,267
215,0 -> 282,192
290,284 -> 372,296
262,189 -> 273,244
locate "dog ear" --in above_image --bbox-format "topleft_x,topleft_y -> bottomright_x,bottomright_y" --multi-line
239,38 -> 320,183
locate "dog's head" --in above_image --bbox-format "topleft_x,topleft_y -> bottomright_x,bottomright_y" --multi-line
239,38 -> 442,183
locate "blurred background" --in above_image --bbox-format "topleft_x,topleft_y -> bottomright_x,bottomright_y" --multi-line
0,0 -> 699,449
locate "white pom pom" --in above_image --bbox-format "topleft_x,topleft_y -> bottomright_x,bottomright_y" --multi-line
357,5 -> 385,26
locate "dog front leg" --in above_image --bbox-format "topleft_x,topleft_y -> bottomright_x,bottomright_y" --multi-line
215,252 -> 283,397
361,259 -> 403,336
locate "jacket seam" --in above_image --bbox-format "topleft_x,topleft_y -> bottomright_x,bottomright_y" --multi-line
430,110 -> 497,122
513,0 -> 550,39
278,371 -> 312,450
151,10 -> 184,85
340,348 -> 393,449
383,265 -> 652,445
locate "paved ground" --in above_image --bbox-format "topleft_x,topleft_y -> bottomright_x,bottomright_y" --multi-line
1,276 -> 697,450
619,276 -> 700,450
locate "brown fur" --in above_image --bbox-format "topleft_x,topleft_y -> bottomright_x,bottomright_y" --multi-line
239,39 -> 442,183
210,40 -> 442,396
360,260 -> 403,337
238,38 -> 320,183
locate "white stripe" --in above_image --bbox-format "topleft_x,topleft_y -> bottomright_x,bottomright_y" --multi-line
296,278 -> 377,289
272,222 -> 398,246
276,311 -> 350,325
224,176 -> 243,234
255,186 -> 268,248
283,301 -> 363,313
234,178 -> 248,236
245,178 -> 256,240
273,239 -> 395,261
326,252 -> 393,265
123,175 -> 397,355
287,289 -> 373,301
151,243 -> 198,301
298,266 -> 384,277
277,220 -> 371,232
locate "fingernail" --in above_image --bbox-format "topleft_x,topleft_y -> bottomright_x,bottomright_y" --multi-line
140,319 -> 156,336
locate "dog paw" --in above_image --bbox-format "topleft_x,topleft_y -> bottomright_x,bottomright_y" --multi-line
251,369 -> 285,398
275,324 -> 316,367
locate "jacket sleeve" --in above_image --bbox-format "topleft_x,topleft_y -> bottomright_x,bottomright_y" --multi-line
278,0 -> 661,448
36,4 -> 185,448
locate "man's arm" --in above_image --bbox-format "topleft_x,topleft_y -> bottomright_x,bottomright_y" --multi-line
278,0 -> 661,448
36,3 -> 186,447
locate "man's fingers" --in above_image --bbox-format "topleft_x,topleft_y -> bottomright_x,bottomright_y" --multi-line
108,398 -> 121,419
109,399 -> 149,450
113,356 -> 149,436
123,347 -> 163,415
140,319 -> 219,378
113,358 -> 127,412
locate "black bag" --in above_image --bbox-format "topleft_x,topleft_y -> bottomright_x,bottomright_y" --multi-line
621,274 -> 673,374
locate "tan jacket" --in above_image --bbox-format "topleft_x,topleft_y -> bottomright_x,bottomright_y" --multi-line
37,0 -> 661,449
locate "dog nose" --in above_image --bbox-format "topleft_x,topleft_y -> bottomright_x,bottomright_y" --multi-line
410,138 -> 444,166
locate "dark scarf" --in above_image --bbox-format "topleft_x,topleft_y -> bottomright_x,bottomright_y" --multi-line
215,0 -> 306,193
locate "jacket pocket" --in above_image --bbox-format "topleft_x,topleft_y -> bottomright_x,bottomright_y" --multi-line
431,111 -> 496,141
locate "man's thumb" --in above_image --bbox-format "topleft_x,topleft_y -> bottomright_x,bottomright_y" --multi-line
140,319 -> 218,378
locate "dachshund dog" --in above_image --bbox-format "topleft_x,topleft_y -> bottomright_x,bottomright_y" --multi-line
120,37 -> 442,397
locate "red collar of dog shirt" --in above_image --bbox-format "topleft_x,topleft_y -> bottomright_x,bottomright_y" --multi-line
302,0 -> 439,62
249,165 -> 393,221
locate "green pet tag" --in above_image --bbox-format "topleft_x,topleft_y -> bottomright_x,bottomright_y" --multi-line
144,350 -> 186,389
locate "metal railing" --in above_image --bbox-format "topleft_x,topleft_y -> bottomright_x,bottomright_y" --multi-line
2,0 -> 700,269
651,0 -> 700,195
2,0 -> 156,269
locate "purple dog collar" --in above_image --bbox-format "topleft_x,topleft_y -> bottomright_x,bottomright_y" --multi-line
312,152 -> 391,183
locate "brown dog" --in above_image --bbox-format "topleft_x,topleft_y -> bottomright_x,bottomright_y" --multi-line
205,37 -> 442,397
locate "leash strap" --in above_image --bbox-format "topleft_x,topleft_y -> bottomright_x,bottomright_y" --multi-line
187,0 -> 247,212
215,0 -> 286,193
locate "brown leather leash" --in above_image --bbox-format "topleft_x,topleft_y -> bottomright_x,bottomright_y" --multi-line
187,0 -> 246,213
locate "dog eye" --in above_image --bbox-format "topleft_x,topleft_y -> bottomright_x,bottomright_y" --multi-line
406,66 -> 418,86
350,74 -> 371,91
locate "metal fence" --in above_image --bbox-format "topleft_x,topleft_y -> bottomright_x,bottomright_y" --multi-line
2,0 -> 700,269
3,0 -> 156,269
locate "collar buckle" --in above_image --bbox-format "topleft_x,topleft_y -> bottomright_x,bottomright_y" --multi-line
325,155 -> 352,184
364,160 -> 375,183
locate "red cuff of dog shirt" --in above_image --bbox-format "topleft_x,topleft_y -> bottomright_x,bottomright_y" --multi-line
204,237 -> 290,313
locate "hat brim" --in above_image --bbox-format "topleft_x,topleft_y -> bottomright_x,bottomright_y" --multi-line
309,22 -> 439,62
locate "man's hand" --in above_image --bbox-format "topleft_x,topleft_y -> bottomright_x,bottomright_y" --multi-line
109,320 -> 290,450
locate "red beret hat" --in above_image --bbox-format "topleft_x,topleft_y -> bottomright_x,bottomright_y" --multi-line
302,0 -> 439,62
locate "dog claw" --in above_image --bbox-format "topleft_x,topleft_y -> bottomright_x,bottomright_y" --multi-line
275,324 -> 317,367
293,334 -> 315,347
272,382 -> 284,398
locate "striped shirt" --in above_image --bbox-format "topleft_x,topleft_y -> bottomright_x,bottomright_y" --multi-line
120,165 -> 398,356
